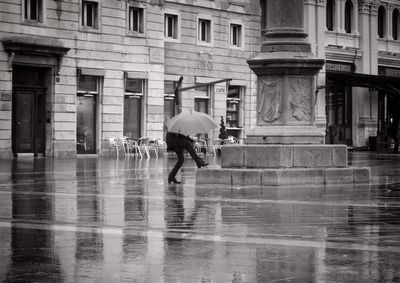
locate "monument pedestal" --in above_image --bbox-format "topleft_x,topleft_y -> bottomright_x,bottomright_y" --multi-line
195,0 -> 370,186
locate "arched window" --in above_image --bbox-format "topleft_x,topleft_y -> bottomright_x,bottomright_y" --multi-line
326,0 -> 335,31
393,9 -> 399,40
378,6 -> 386,38
344,0 -> 353,33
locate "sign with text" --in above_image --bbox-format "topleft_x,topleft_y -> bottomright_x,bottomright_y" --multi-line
325,61 -> 354,73
379,66 -> 400,78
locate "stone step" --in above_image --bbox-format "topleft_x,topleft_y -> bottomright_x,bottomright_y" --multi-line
196,167 -> 371,186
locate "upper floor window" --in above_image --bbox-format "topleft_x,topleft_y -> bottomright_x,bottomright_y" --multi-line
198,18 -> 211,43
344,0 -> 353,33
24,0 -> 43,22
326,0 -> 334,31
82,1 -> 98,29
165,13 -> 178,39
230,23 -> 242,47
128,6 -> 144,34
393,9 -> 400,40
378,6 -> 386,38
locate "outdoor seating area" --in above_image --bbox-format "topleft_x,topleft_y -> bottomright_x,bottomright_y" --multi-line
108,136 -> 161,158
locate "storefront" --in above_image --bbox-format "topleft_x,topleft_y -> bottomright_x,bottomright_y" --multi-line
326,62 -> 400,151
325,61 -> 355,145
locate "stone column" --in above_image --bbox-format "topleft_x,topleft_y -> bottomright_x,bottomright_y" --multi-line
247,0 -> 325,144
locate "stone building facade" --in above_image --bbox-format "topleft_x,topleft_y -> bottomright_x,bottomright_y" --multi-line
2,0 -> 400,159
301,0 -> 400,149
0,0 -> 261,158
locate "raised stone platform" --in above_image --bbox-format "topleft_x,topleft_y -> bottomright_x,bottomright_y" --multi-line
196,145 -> 371,186
220,144 -> 348,168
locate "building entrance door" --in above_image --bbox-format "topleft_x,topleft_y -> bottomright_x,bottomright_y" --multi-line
13,88 -> 46,157
77,95 -> 96,153
325,83 -> 353,145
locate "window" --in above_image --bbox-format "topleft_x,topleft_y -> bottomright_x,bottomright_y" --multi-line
226,86 -> 241,128
82,1 -> 98,28
326,0 -> 334,31
344,0 -> 352,33
165,13 -> 178,39
378,6 -> 386,38
230,23 -> 242,47
128,6 -> 144,33
164,80 -> 178,136
393,9 -> 399,40
24,0 -> 43,22
195,98 -> 209,114
198,18 -> 211,43
77,75 -> 99,154
124,78 -> 144,138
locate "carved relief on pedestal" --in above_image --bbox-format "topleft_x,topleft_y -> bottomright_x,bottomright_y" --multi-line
288,78 -> 312,122
257,78 -> 282,125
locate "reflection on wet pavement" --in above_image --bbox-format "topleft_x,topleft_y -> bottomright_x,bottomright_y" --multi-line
0,152 -> 400,282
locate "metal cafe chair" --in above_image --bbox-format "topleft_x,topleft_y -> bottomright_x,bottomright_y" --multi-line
76,130 -> 88,152
108,137 -> 124,158
121,136 -> 142,158
138,137 -> 159,158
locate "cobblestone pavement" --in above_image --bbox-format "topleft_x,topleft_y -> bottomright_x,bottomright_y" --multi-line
0,152 -> 400,282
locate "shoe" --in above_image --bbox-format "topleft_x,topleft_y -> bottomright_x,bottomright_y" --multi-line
168,177 -> 181,184
197,161 -> 209,168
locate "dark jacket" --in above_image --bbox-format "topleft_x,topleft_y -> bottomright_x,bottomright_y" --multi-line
166,132 -> 194,150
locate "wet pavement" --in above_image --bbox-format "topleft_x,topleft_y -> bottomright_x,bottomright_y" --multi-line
1,152 -> 400,282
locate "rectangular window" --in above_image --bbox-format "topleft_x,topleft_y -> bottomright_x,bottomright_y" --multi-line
77,75 -> 99,154
125,78 -> 143,94
129,6 -> 144,33
124,78 -> 144,138
24,0 -> 42,22
226,86 -> 241,128
195,98 -> 209,114
164,80 -> 178,136
230,24 -> 242,47
198,18 -> 211,43
165,13 -> 178,39
82,1 -> 98,28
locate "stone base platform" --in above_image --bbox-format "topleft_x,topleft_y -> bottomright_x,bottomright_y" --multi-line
221,144 -> 348,168
196,144 -> 371,186
196,167 -> 371,186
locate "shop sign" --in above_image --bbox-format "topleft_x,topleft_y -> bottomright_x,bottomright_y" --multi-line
379,67 -> 400,78
196,60 -> 213,70
214,84 -> 226,95
326,62 -> 354,73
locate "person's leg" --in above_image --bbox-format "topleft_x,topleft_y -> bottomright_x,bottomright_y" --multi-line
180,139 -> 208,167
168,148 -> 184,183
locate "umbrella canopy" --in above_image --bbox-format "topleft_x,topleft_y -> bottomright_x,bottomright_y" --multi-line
166,110 -> 218,135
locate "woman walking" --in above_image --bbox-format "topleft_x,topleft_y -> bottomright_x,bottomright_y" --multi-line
166,131 -> 208,184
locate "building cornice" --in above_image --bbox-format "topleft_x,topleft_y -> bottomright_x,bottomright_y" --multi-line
325,45 -> 362,63
378,51 -> 400,67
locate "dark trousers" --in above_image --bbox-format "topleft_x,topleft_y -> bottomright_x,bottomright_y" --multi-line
166,133 -> 202,179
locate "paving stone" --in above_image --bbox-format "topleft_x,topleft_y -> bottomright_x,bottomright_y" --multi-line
325,168 -> 354,185
231,169 -> 261,186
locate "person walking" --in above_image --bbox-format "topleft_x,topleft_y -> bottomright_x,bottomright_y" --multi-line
166,131 -> 209,184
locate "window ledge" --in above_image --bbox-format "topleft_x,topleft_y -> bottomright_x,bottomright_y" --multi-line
197,41 -> 213,47
22,20 -> 45,26
79,26 -> 101,34
127,31 -> 146,38
326,30 -> 360,38
165,37 -> 180,43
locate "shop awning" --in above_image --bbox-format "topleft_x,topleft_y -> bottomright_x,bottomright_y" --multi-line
327,72 -> 400,95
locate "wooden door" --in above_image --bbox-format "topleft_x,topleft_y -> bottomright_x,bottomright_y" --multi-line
13,88 -> 46,157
